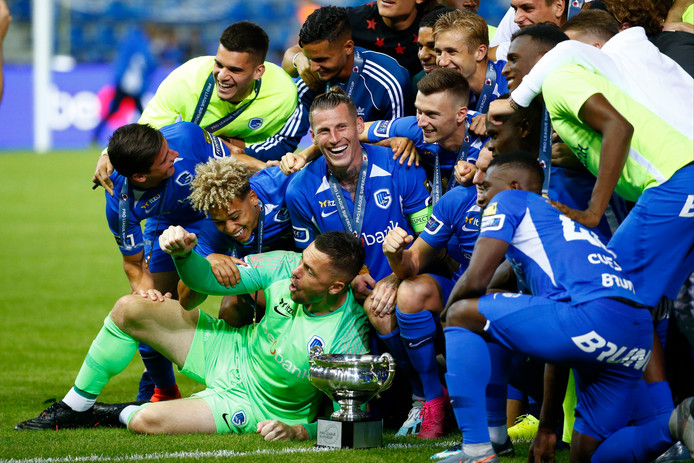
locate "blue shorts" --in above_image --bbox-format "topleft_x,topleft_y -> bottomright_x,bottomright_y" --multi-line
608,164 -> 694,307
478,293 -> 653,440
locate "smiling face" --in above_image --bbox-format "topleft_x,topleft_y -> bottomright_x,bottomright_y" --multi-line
302,39 -> 353,82
208,191 -> 260,244
476,163 -> 510,208
435,28 -> 482,81
417,26 -> 437,74
137,138 -> 178,185
502,35 -> 544,91
415,90 -> 466,145
511,0 -> 564,27
310,103 -> 364,174
472,145 -> 493,206
213,45 -> 264,103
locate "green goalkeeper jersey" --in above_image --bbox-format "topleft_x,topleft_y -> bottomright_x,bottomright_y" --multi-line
139,57 -> 297,144
174,250 -> 369,425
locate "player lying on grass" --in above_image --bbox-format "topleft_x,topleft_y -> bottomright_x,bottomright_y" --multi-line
16,230 -> 369,440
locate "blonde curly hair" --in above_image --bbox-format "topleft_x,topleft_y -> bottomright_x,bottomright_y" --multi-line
189,157 -> 252,216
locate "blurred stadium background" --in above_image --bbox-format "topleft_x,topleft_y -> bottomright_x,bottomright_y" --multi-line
0,0 -> 509,151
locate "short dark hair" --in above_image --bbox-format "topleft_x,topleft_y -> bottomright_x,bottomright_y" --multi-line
108,124 -> 163,178
420,6 -> 456,29
562,9 -> 620,41
313,231 -> 365,282
488,150 -> 545,186
299,6 -> 352,47
219,21 -> 269,63
417,67 -> 470,106
309,86 -> 358,127
511,22 -> 569,52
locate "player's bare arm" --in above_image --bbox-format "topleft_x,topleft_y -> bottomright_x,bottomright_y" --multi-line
549,93 -> 633,229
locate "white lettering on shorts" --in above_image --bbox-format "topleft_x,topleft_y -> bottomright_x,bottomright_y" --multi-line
571,330 -> 651,371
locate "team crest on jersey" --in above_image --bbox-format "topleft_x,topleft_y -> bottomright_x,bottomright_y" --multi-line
485,78 -> 492,86
424,215 -> 443,235
248,118 -> 264,130
275,207 -> 290,222
374,189 -> 392,209
232,410 -> 247,426
483,202 -> 498,216
293,226 -> 309,243
374,120 -> 391,137
308,335 -> 325,354
176,171 -> 193,186
481,214 -> 505,232
572,0 -> 579,6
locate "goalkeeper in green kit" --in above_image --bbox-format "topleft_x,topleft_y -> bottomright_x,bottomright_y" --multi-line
16,229 -> 369,441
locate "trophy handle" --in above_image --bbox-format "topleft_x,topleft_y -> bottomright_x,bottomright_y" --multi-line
375,352 -> 396,398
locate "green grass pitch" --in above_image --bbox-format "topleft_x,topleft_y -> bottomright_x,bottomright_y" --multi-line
0,150 -> 570,462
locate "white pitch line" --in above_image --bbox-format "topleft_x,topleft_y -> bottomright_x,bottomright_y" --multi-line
3,440 -> 459,463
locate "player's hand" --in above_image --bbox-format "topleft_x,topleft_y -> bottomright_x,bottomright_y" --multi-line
280,152 -> 307,175
137,288 -> 172,302
367,274 -> 400,317
0,0 -> 12,41
528,427 -> 557,463
488,98 -> 514,126
265,160 -> 280,168
382,227 -> 413,257
93,152 -> 115,195
454,160 -> 477,187
469,113 -> 488,137
159,225 -> 198,256
351,273 -> 376,303
207,253 -> 247,288
293,53 -> 323,92
385,137 -> 420,167
256,420 -> 308,441
548,201 -> 601,229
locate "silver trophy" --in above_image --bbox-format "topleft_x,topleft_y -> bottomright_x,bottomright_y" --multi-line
308,345 -> 395,448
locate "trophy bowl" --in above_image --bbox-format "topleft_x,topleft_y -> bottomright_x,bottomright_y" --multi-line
308,345 -> 395,421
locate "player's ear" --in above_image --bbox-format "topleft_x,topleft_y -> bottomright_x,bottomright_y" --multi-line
343,39 -> 354,57
509,180 -> 521,191
457,106 -> 468,124
519,119 -> 531,139
131,173 -> 147,183
310,128 -> 317,145
253,63 -> 266,80
248,190 -> 258,206
475,43 -> 487,62
356,116 -> 365,135
328,280 -> 346,295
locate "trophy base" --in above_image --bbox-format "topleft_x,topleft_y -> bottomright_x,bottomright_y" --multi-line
315,418 -> 383,449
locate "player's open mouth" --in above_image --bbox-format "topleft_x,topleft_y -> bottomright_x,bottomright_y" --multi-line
380,0 -> 396,6
233,228 -> 245,238
328,145 -> 348,155
217,81 -> 235,92
422,64 -> 435,73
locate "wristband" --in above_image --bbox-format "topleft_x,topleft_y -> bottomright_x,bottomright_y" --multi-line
508,97 -> 520,112
172,250 -> 192,260
292,51 -> 302,69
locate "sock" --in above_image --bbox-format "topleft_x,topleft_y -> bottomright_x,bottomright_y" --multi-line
488,425 -> 508,445
120,404 -> 147,426
486,342 -> 512,430
592,412 -> 672,463
396,308 -> 443,402
138,343 -> 176,389
74,316 -> 138,396
647,381 -> 675,416
378,328 -> 424,399
62,386 -> 96,412
445,326 -> 491,444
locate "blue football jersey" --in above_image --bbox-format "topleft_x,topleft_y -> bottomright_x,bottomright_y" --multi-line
194,166 -> 295,258
421,185 -> 481,278
467,60 -> 509,112
286,143 -> 431,280
247,47 -> 412,162
367,114 -> 483,183
479,190 -> 643,305
106,122 -> 230,255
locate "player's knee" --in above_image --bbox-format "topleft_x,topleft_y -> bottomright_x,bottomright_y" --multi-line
127,405 -> 166,434
110,295 -> 148,331
397,278 -> 439,313
367,311 -> 397,335
445,300 -> 478,330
